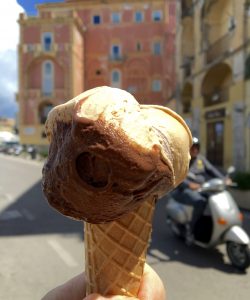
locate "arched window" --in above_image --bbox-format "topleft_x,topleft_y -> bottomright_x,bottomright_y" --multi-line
39,102 -> 53,124
42,60 -> 54,96
111,70 -> 121,88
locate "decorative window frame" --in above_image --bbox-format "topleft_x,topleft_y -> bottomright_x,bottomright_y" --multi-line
42,60 -> 54,96
135,11 -> 144,23
111,12 -> 121,24
152,10 -> 163,22
42,32 -> 53,51
152,79 -> 162,92
111,69 -> 122,88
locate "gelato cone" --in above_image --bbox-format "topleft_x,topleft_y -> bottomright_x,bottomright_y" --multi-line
85,196 -> 155,296
42,86 -> 192,297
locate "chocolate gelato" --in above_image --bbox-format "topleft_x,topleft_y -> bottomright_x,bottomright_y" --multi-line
42,86 -> 191,223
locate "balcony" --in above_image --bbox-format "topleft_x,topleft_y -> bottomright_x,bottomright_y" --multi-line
22,43 -> 59,57
205,32 -> 232,64
23,89 -> 67,100
109,54 -> 126,63
203,87 -> 229,107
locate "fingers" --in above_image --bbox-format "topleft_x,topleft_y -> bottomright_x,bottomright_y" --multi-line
42,264 -> 166,300
84,264 -> 166,300
137,264 -> 166,300
42,273 -> 86,300
84,294 -> 135,300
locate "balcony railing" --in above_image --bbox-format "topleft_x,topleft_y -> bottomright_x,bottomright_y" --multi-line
205,32 -> 232,64
23,89 -> 67,99
109,55 -> 126,62
22,43 -> 61,56
203,87 -> 229,107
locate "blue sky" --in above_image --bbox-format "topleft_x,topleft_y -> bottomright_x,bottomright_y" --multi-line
0,1 -> 64,119
17,0 -> 63,15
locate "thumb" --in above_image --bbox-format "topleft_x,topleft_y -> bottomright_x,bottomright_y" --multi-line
84,293 -> 137,300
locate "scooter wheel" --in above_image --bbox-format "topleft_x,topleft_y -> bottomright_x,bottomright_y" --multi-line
226,242 -> 250,271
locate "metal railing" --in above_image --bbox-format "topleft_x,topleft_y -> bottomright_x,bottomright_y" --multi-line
23,89 -> 67,99
109,54 -> 126,62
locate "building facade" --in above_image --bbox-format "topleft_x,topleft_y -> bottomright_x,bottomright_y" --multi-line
17,0 -> 176,146
176,0 -> 250,171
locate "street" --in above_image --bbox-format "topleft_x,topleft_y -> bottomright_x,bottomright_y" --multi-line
0,154 -> 250,300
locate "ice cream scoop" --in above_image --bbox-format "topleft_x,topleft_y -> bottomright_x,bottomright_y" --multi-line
42,86 -> 192,296
42,86 -> 191,223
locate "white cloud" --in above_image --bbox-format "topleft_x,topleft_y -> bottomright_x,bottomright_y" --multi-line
0,1 -> 24,118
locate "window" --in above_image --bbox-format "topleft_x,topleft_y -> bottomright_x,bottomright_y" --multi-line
42,32 -> 53,51
135,11 -> 143,23
127,86 -> 137,93
111,70 -> 121,88
39,103 -> 53,124
93,15 -> 101,24
112,12 -> 121,24
153,42 -> 161,55
152,10 -> 162,22
152,79 -> 162,92
42,60 -> 54,96
112,71 -> 120,82
136,42 -> 142,51
111,45 -> 121,59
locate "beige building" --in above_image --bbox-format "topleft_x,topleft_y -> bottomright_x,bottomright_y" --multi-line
176,0 -> 250,171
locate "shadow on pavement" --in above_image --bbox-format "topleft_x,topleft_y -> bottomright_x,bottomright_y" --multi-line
148,195 -> 250,275
0,179 -> 83,239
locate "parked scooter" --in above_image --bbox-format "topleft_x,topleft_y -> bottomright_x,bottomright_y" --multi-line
166,167 -> 250,271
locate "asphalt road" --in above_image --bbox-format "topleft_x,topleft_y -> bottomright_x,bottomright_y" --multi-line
0,154 -> 250,300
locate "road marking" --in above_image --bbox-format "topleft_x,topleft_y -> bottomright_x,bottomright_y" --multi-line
47,239 -> 78,267
21,208 -> 35,221
0,210 -> 22,221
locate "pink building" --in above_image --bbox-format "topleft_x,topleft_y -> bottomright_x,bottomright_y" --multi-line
17,0 -> 176,146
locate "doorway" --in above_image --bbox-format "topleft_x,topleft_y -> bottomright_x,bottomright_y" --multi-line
206,121 -> 224,167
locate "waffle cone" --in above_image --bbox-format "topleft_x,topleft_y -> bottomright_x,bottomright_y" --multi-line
84,196 -> 156,297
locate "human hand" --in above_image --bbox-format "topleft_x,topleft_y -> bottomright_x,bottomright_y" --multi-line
188,182 -> 201,190
225,177 -> 233,186
84,264 -> 165,300
42,264 -> 165,300
41,273 -> 86,300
